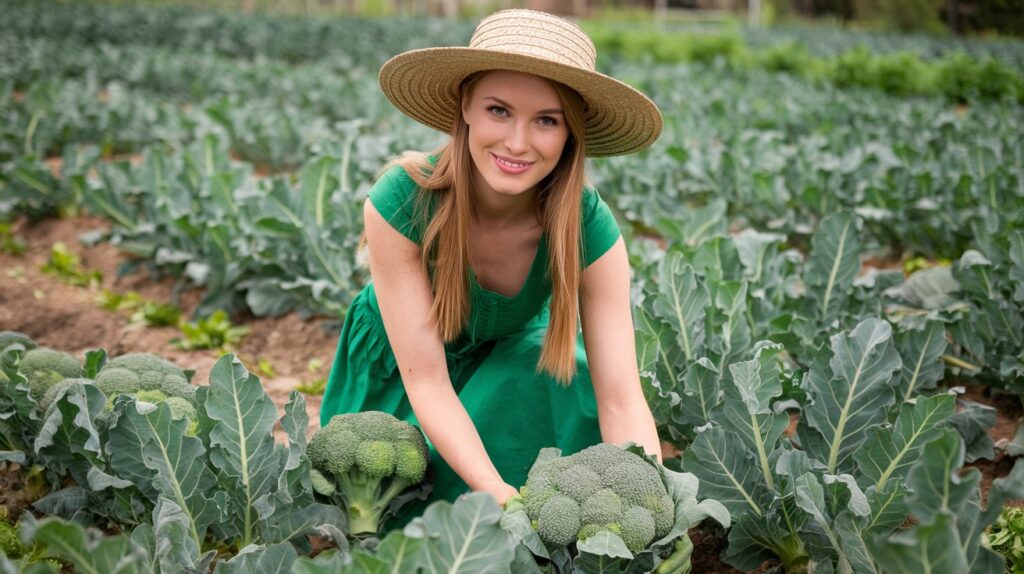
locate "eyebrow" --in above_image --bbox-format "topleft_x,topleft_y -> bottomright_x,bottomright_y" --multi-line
483,96 -> 563,115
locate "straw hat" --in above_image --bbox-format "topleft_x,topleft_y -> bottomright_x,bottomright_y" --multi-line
378,9 -> 662,157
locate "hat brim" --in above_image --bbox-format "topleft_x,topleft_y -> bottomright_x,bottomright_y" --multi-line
379,47 -> 662,157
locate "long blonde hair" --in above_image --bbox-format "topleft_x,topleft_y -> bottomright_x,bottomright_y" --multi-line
386,71 -> 588,384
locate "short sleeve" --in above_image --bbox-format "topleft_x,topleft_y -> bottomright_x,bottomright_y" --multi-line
580,185 -> 621,267
367,164 -> 426,245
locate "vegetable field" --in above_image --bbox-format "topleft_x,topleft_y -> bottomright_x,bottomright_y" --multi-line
2,1 -> 1024,572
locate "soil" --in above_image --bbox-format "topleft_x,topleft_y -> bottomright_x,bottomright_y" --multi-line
2,214 -> 1022,573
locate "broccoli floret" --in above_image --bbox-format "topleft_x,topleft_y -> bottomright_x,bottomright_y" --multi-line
19,348 -> 84,402
513,443 -> 673,554
38,378 -> 94,413
95,353 -> 194,404
581,488 -> 623,525
0,520 -> 21,559
537,495 -> 581,546
620,506 -> 656,553
307,412 -> 430,535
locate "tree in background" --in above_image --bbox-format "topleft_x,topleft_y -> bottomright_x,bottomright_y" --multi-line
854,0 -> 946,33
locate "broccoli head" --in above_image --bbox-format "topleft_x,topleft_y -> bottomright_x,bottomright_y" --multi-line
19,348 -> 84,402
307,412 -> 430,535
513,443 -> 674,554
95,353 -> 195,404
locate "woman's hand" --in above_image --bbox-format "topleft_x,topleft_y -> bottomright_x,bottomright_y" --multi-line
471,479 -> 519,507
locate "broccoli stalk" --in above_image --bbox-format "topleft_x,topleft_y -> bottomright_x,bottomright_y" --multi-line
308,413 -> 430,536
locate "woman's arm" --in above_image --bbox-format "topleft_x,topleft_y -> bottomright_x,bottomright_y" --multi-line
364,200 -> 517,504
580,238 -> 662,461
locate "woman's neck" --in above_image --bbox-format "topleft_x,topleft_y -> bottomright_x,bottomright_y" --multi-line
471,185 -> 540,229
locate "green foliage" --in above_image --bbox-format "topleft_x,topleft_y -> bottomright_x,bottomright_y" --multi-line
172,310 -> 249,352
989,504 -> 1024,573
39,242 -> 101,287
96,289 -> 143,312
307,411 -> 431,536
129,301 -> 181,328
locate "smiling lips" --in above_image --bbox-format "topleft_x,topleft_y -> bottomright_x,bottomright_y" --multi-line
491,153 -> 534,175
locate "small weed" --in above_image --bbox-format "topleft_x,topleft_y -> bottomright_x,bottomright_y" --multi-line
0,223 -> 26,256
172,310 -> 249,352
40,242 -> 101,287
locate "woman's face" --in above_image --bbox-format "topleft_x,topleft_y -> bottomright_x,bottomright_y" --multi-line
461,70 -> 571,201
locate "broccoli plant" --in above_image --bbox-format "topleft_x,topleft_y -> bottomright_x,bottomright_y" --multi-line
503,443 -> 728,573
307,412 -> 431,536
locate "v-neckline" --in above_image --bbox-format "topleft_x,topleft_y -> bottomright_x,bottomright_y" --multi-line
471,234 -> 546,301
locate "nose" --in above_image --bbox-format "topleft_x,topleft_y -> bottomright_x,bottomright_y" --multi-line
504,120 -> 529,155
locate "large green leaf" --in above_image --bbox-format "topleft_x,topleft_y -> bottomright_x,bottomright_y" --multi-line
867,512 -> 969,574
213,542 -> 298,574
708,279 -> 752,368
680,426 -> 767,517
153,497 -> 202,571
107,399 -> 219,553
723,510 -> 807,572
799,318 -> 902,474
904,430 -> 978,524
793,473 -> 868,574
854,394 -> 955,491
804,211 -> 861,327
716,344 -> 788,490
34,382 -> 108,485
894,322 -> 947,401
204,354 -> 281,547
19,516 -> 150,574
652,255 -> 708,361
677,357 -> 720,428
255,390 -> 314,522
405,492 -> 516,574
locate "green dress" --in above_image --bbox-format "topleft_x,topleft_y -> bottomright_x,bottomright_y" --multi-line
320,163 -> 621,508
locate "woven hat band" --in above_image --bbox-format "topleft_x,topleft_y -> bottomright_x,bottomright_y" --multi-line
470,11 -> 596,72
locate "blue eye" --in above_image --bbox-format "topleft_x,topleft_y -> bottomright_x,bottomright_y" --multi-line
538,116 -> 559,127
487,105 -> 509,117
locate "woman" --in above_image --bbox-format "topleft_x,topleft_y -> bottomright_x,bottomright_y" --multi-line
320,9 -> 663,507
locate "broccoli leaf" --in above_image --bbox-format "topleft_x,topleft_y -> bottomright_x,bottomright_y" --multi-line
203,354 -> 280,547
213,542 -> 298,574
803,211 -> 861,327
854,394 -> 956,492
34,382 -> 107,485
576,530 -> 633,572
107,399 -> 219,555
798,318 -> 902,475
894,322 -> 947,401
867,512 -> 969,574
652,255 -> 708,362
18,514 -> 151,574
405,492 -> 515,574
